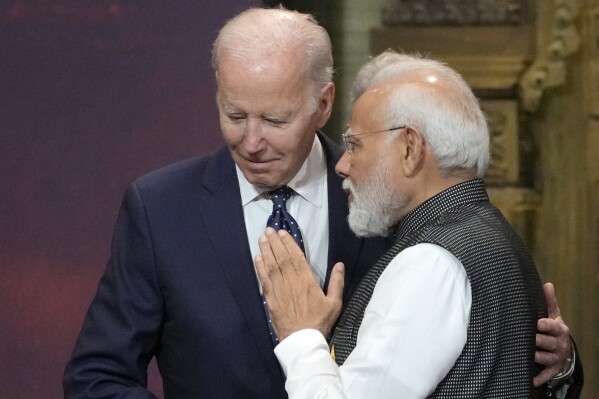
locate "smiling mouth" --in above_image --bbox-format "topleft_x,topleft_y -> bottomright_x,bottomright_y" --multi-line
241,154 -> 276,163
242,158 -> 278,173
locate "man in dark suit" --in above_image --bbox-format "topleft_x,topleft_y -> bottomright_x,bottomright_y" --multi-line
64,7 -> 579,399
63,8 -> 387,399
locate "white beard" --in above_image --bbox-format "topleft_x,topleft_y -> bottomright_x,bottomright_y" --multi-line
343,157 -> 406,237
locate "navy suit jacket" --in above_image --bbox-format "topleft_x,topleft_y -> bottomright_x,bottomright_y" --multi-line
64,133 -> 388,398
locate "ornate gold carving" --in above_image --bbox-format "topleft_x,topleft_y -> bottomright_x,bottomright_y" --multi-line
481,100 -> 520,185
518,0 -> 580,112
381,0 -> 529,26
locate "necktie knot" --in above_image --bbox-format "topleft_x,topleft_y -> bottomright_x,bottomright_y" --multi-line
266,186 -> 303,251
269,186 -> 293,208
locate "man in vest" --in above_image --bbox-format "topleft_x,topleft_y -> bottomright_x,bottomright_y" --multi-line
256,53 -> 581,398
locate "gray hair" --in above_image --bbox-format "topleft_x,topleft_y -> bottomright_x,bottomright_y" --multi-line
351,50 -> 453,104
357,50 -> 490,177
212,7 -> 333,104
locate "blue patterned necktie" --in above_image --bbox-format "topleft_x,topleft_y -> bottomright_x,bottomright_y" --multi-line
266,186 -> 305,252
262,186 -> 305,345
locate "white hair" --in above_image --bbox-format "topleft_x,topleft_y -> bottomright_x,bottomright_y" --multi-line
351,51 -> 420,103
354,50 -> 490,177
212,7 -> 333,105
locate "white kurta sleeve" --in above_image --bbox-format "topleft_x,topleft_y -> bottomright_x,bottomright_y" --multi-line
274,243 -> 472,399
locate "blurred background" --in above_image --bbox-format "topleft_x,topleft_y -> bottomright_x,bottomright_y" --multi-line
1,0 -> 597,397
0,1 -> 259,396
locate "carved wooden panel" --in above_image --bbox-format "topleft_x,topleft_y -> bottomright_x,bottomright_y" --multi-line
518,0 -> 580,112
381,0 -> 532,26
370,24 -> 533,90
481,100 -> 520,185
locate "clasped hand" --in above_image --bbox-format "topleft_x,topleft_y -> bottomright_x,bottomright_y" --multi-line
533,282 -> 573,386
255,227 -> 344,341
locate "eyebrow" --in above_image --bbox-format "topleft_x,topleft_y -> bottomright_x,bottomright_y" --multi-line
263,112 -> 292,120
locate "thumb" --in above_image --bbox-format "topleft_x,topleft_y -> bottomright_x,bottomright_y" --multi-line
543,282 -> 561,319
327,262 -> 345,308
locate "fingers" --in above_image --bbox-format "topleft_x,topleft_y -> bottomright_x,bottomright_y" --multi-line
277,230 -> 305,264
534,318 -> 572,385
255,254 -> 273,295
327,262 -> 345,307
534,341 -> 562,386
258,230 -> 282,280
535,347 -> 560,366
265,227 -> 291,263
263,228 -> 308,275
543,282 -> 561,320
259,228 -> 296,275
327,262 -> 345,324
537,318 -> 569,339
533,366 -> 559,387
317,262 -> 345,338
536,319 -> 571,361
536,330 -> 557,353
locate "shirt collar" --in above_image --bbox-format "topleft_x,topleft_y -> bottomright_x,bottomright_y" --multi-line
236,134 -> 327,208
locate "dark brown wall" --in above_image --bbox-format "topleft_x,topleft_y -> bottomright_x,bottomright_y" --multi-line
0,1 -> 259,397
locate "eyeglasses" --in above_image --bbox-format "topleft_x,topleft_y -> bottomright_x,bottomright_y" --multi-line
342,126 -> 406,155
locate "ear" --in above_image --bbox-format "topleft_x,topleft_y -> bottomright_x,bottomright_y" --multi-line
400,127 -> 425,177
316,82 -> 335,128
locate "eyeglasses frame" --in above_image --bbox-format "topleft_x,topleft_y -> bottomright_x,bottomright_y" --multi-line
342,125 -> 407,155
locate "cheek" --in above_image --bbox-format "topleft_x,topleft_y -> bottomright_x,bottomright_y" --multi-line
291,131 -> 315,160
348,158 -> 370,185
263,133 -> 295,154
220,124 -> 243,149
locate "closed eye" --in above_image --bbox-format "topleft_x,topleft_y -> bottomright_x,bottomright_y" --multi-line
226,113 -> 246,122
264,117 -> 288,127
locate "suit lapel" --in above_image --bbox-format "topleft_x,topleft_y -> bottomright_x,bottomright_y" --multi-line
195,147 -> 283,378
192,136 -> 368,379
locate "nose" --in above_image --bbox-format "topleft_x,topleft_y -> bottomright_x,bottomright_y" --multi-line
243,118 -> 265,154
335,151 -> 350,178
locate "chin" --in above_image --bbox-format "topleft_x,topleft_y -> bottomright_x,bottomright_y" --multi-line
247,175 -> 285,191
348,210 -> 393,238
247,168 -> 296,191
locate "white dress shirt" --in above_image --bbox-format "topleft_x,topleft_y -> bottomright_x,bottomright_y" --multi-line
236,135 -> 330,288
274,243 -> 472,399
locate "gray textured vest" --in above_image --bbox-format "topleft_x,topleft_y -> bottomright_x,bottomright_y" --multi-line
330,180 -> 547,398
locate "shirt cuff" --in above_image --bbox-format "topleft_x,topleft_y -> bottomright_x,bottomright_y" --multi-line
274,328 -> 330,376
274,329 -> 342,398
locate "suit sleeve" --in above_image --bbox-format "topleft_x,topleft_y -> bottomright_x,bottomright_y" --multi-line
63,184 -> 163,399
563,340 -> 584,399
